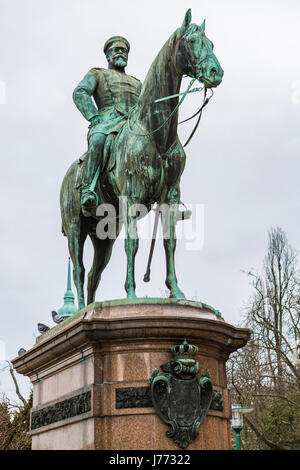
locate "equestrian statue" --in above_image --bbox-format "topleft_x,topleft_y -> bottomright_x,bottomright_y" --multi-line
60,9 -> 224,310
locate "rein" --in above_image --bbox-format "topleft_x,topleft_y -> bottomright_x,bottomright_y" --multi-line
128,78 -> 196,137
157,83 -> 214,147
128,78 -> 213,146
182,87 -> 214,147
89,81 -> 213,195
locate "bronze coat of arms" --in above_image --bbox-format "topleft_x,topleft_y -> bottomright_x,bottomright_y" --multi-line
150,340 -> 213,449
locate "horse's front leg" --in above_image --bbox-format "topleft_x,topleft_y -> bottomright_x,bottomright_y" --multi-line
124,201 -> 139,298
161,203 -> 185,299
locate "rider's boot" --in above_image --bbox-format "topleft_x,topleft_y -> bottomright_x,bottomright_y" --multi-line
80,186 -> 99,217
79,133 -> 106,216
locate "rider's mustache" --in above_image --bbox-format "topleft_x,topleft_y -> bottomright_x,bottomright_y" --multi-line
111,53 -> 127,61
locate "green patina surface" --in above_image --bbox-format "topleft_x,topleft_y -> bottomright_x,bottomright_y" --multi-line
60,9 -> 224,310
36,297 -> 222,343
57,257 -> 78,317
89,297 -> 222,317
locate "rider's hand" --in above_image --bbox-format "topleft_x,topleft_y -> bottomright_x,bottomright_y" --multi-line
89,115 -> 102,127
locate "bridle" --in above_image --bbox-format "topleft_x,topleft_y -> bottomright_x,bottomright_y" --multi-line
128,77 -> 214,146
128,33 -> 216,146
89,35 -> 216,198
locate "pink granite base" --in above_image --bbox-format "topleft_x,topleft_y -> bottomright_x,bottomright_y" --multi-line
12,299 -> 251,450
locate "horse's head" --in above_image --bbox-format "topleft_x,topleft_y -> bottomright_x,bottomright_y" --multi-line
175,9 -> 224,88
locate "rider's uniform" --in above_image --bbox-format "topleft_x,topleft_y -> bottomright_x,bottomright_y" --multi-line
73,68 -> 142,140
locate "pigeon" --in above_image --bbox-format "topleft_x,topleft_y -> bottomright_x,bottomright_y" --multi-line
18,348 -> 26,356
38,323 -> 50,334
51,310 -> 65,324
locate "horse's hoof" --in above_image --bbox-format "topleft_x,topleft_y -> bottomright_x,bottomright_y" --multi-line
127,292 -> 137,299
169,289 -> 186,300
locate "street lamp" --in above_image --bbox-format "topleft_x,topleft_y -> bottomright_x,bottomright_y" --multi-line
231,404 -> 253,450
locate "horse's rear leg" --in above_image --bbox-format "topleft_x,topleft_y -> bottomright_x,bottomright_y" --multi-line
87,234 -> 117,305
68,229 -> 87,310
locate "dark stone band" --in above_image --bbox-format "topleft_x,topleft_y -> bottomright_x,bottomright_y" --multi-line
116,386 -> 223,411
31,391 -> 91,430
30,386 -> 223,431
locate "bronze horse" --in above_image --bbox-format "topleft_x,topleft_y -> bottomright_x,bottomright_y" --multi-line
60,10 -> 223,310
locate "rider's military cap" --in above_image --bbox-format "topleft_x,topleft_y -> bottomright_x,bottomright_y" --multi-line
104,36 -> 130,55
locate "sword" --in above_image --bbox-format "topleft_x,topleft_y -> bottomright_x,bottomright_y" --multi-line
143,204 -> 160,282
90,165 -> 101,192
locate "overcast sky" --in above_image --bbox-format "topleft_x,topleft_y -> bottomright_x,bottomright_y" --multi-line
1,0 -> 300,400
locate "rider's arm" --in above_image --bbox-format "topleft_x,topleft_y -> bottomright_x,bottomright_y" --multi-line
72,69 -> 100,122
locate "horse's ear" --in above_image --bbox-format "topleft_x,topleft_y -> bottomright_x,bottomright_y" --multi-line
200,19 -> 206,33
181,8 -> 192,32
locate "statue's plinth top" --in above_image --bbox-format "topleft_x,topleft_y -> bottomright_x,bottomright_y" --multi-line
37,297 -> 223,343
12,299 -> 251,377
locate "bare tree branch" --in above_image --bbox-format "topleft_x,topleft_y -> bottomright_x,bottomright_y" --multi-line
6,362 -> 27,406
228,227 -> 300,449
244,416 -> 290,451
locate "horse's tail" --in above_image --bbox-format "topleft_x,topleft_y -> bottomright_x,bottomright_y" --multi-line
60,158 -> 82,237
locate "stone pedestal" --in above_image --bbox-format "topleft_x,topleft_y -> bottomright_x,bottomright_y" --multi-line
12,299 -> 251,450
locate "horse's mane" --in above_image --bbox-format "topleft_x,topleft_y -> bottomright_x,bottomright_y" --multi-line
138,28 -> 183,106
